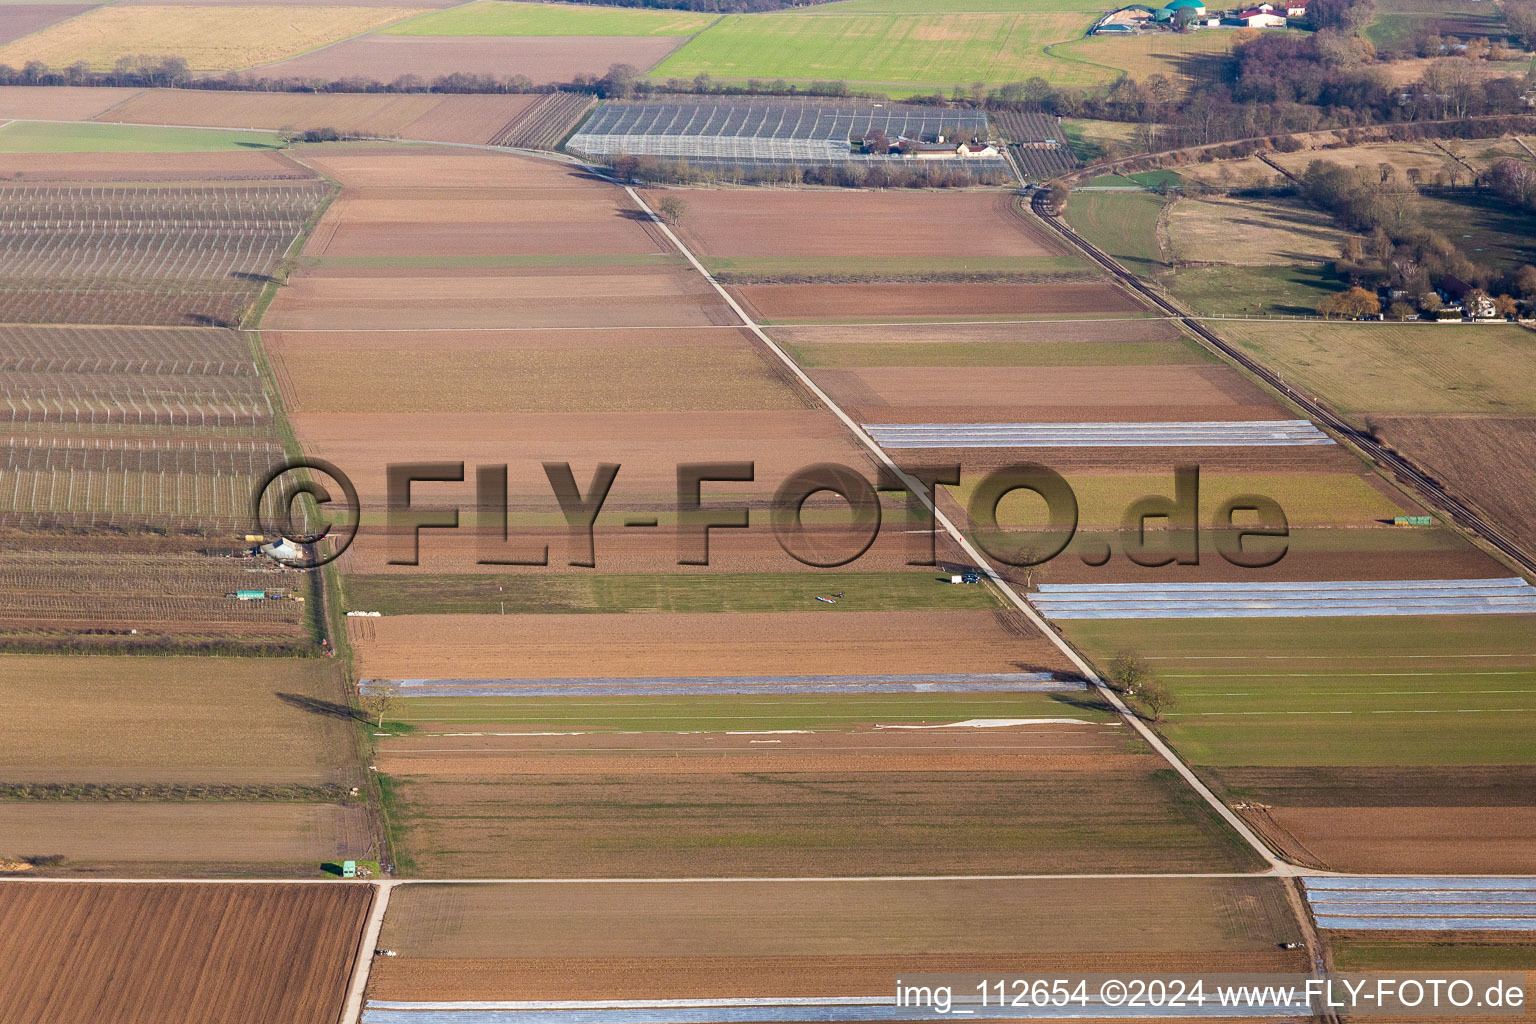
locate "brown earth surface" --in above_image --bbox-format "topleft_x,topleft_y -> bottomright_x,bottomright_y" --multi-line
372,956 -> 1308,1002
354,608 -> 1072,679
286,409 -> 872,507
378,878 -> 1304,957
734,282 -> 1145,321
267,331 -> 807,414
0,802 -> 370,869
0,84 -> 142,119
247,33 -> 688,84
95,88 -> 528,139
0,655 -> 360,785
1374,415 -> 1536,557
769,318 -> 1190,346
296,187 -> 669,257
0,5 -> 98,46
0,148 -> 315,180
264,270 -> 733,329
0,882 -> 371,1024
814,364 -> 1284,418
291,144 -> 583,187
669,189 -> 1068,262
1267,805 -> 1536,873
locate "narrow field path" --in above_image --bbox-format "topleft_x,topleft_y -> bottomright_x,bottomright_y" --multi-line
342,880 -> 398,1024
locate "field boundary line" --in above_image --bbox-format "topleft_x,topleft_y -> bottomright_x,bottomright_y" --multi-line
624,183 -> 1286,876
341,880 -> 396,1024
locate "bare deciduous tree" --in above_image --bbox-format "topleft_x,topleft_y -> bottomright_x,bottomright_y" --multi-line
359,680 -> 399,729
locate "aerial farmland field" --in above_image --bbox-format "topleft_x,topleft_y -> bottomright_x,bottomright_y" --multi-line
0,883 -> 371,1024
2,6 -> 1536,1015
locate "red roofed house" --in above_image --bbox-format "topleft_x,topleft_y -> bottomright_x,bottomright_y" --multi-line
1237,4 -> 1287,26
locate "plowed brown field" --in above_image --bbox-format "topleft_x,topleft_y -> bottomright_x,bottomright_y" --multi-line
249,33 -> 687,85
667,190 -> 1068,262
0,803 -> 369,870
95,89 -> 539,143
0,85 -> 142,120
0,148 -> 314,181
1268,806 -> 1536,873
0,882 -> 370,1024
813,364 -> 1283,420
1375,415 -> 1536,556
735,281 -> 1144,321
354,608 -> 1072,679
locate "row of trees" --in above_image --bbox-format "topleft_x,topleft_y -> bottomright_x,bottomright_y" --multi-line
608,152 -> 1011,188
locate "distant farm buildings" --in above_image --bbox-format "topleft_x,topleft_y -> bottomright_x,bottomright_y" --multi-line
1093,0 -> 1302,33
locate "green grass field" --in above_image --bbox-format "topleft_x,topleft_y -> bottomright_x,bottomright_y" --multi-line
0,121 -> 283,153
1220,321 -> 1536,416
392,690 -> 1109,731
1066,614 -> 1536,672
1332,938 -> 1536,971
382,1 -> 718,36
1408,192 -> 1536,272
784,337 -> 1210,367
1151,669 -> 1536,766
1169,264 -> 1343,318
651,11 -> 1111,91
1064,189 -> 1168,276
1364,0 -> 1507,51
342,571 -> 1003,616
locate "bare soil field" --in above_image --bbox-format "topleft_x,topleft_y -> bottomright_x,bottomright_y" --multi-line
294,144 -> 583,187
298,193 -> 667,259
0,801 -> 369,868
0,4 -> 430,71
96,89 -> 544,146
247,33 -> 687,84
0,147 -> 314,180
669,189 -> 1069,263
0,655 -> 357,785
1267,806 -> 1536,873
1374,415 -> 1536,556
811,364 -> 1284,421
268,332 -> 804,414
393,92 -> 544,144
0,85 -> 141,120
99,88 -> 443,134
0,5 -> 98,46
265,269 -> 732,330
287,408 -> 869,509
355,608 -> 1072,679
771,318 -> 1190,348
0,882 -> 370,1024
377,876 -> 1302,960
735,281 -> 1144,321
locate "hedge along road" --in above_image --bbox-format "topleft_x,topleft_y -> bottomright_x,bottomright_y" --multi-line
621,183 -> 1290,876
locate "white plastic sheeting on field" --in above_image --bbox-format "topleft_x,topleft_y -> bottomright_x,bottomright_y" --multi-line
1305,877 -> 1536,931
861,421 -> 1333,449
1031,578 -> 1536,619
358,672 -> 1082,697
